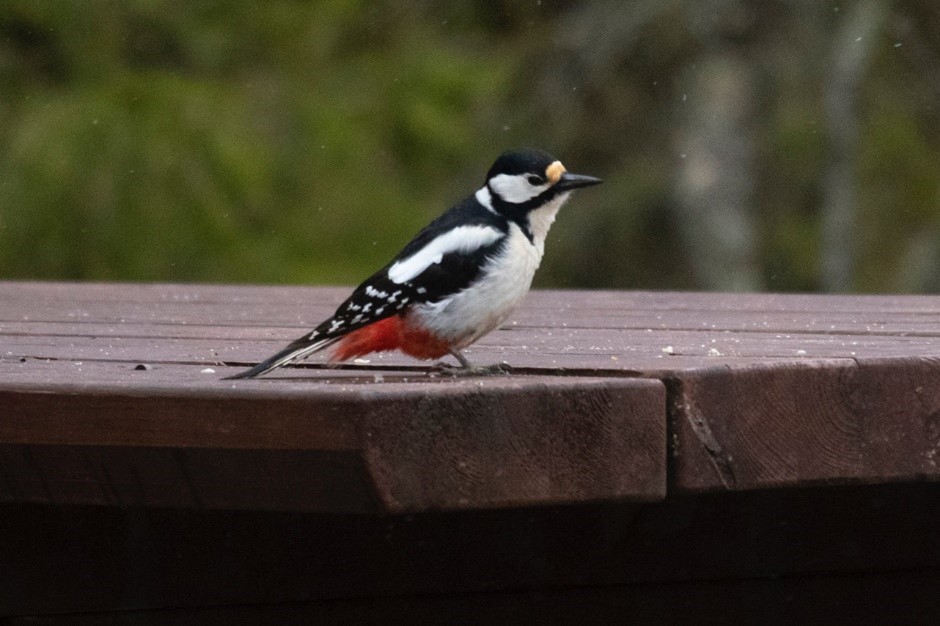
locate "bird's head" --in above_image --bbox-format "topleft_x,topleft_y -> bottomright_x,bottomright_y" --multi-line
484,148 -> 602,211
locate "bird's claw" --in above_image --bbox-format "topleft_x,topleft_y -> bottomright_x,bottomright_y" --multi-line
431,361 -> 513,377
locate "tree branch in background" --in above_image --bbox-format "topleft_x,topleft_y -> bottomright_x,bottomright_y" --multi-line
821,0 -> 887,292
672,1 -> 761,291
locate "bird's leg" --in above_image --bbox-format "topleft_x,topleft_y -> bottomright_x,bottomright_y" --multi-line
450,349 -> 472,368
431,349 -> 512,377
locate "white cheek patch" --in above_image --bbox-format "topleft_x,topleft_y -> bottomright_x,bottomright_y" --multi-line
488,173 -> 550,204
387,225 -> 504,284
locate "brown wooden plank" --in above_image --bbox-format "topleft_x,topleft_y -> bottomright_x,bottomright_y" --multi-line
0,445 -> 376,513
4,349 -> 835,384
5,282 -> 940,325
5,281 -> 940,313
9,308 -> 940,338
3,281 -> 940,618
3,283 -> 940,378
360,378 -> 665,511
2,281 -> 940,501
668,357 -> 940,492
2,326 -> 935,376
10,298 -> 940,328
2,328 -> 940,380
0,362 -> 665,512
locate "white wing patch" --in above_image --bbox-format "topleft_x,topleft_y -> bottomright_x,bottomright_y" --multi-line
387,225 -> 503,284
474,186 -> 496,214
488,173 -> 550,204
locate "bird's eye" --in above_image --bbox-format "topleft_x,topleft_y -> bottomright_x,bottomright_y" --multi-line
527,175 -> 544,185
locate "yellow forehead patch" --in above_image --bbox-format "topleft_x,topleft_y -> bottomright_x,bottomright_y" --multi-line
545,161 -> 566,184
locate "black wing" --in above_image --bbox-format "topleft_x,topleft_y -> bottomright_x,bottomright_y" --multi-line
302,195 -> 509,340
226,195 -> 506,379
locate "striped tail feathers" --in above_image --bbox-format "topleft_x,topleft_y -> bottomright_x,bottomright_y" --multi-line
226,287 -> 410,380
224,332 -> 341,380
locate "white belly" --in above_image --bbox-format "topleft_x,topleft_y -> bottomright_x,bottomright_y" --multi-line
408,222 -> 544,348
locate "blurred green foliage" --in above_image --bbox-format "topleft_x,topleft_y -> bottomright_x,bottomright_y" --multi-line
0,1 -> 938,292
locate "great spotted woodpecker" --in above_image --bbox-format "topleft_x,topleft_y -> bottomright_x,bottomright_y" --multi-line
227,148 -> 601,379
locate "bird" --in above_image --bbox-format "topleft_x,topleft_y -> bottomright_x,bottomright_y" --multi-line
226,148 -> 602,379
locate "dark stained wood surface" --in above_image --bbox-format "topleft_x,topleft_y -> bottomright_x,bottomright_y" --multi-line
5,283 -> 940,371
2,281 -> 940,620
2,281 -> 939,499
1,282 -> 670,514
669,357 -> 940,492
0,372 -> 665,513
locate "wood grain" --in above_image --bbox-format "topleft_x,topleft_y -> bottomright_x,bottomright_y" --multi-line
668,357 -> 940,492
2,281 -> 940,499
2,282 -> 940,618
0,360 -> 665,512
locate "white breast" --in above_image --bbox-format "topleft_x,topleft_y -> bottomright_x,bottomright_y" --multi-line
408,191 -> 572,348
526,191 -> 570,256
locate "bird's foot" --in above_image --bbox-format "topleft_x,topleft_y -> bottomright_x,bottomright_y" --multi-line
431,361 -> 513,377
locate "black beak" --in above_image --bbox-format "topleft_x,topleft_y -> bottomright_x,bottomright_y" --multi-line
555,171 -> 603,191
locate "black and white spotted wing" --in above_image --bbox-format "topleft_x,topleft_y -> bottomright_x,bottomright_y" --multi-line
226,195 -> 508,379
313,218 -> 508,336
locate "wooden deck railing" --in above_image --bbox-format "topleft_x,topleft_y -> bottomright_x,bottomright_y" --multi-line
2,281 -> 939,621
